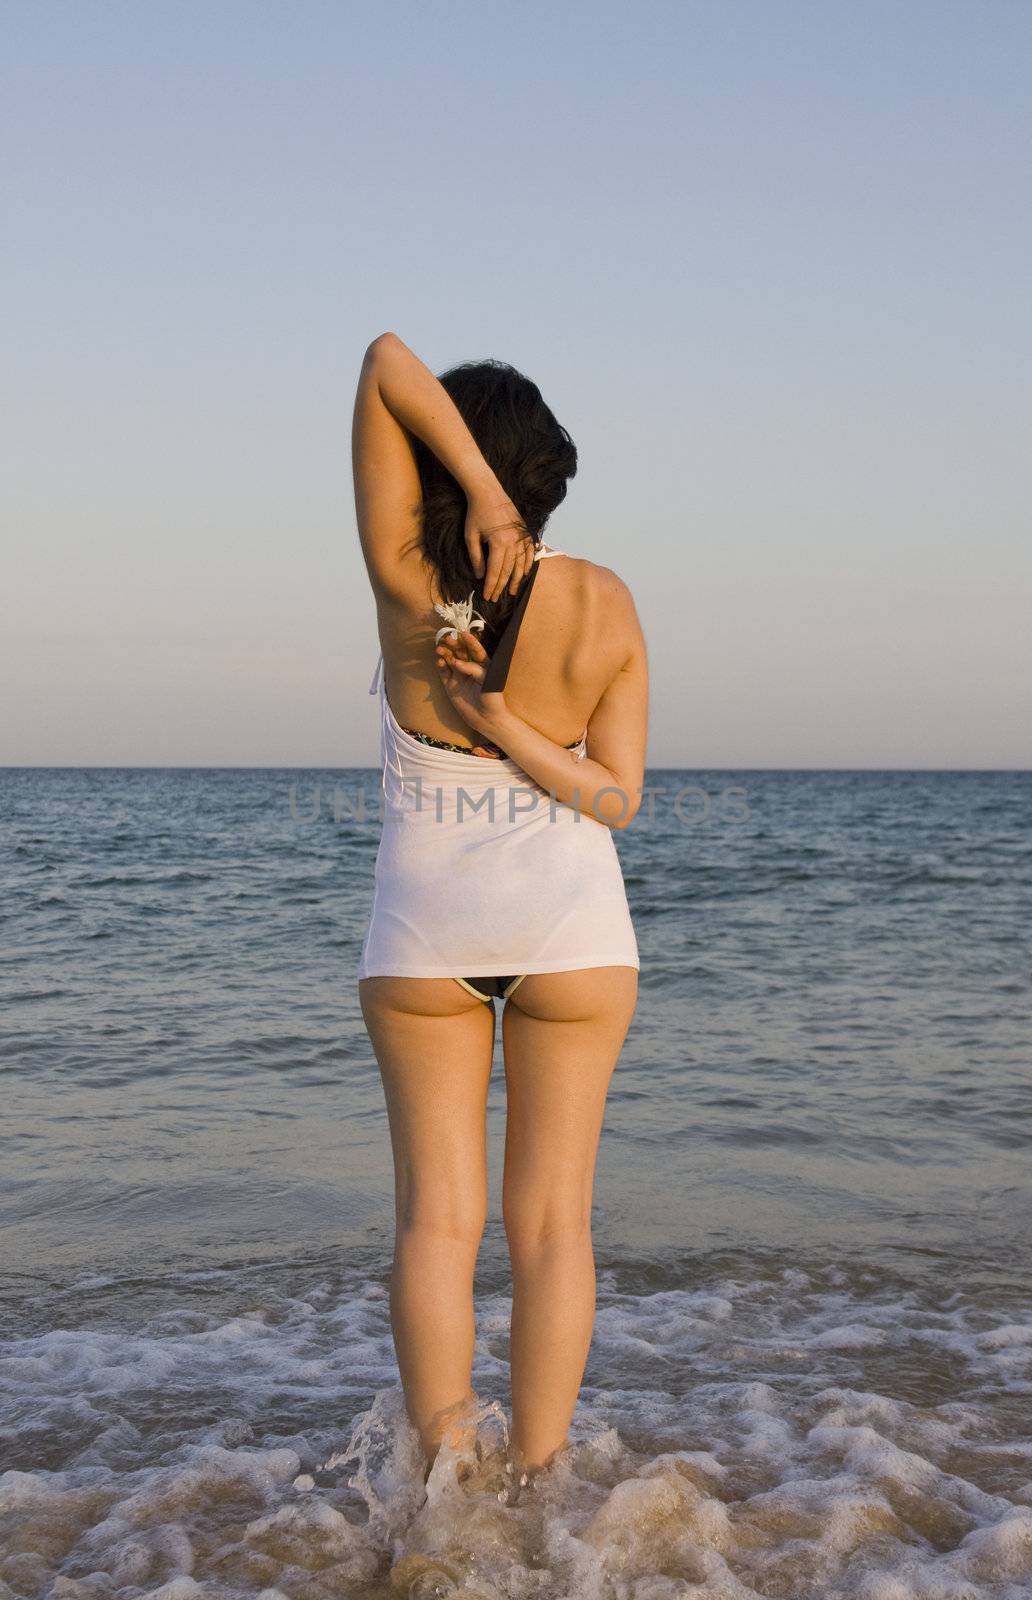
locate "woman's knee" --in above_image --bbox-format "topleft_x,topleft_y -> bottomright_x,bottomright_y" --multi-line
396,1187 -> 487,1248
503,1196 -> 593,1259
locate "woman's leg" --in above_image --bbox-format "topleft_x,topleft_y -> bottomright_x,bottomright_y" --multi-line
500,965 -> 638,1477
360,976 -> 497,1473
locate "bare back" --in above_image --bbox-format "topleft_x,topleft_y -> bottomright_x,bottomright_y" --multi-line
373,550 -> 642,752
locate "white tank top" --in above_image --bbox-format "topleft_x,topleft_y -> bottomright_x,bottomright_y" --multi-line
357,549 -> 639,979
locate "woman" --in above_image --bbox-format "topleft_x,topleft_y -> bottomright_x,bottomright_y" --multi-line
352,332 -> 648,1500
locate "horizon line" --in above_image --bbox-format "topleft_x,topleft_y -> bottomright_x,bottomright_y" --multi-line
2,765 -> 1030,776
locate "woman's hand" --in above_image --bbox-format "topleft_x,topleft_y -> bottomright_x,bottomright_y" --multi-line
435,629 -> 507,736
464,488 -> 535,601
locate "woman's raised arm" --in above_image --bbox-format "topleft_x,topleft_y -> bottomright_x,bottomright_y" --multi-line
352,332 -> 535,601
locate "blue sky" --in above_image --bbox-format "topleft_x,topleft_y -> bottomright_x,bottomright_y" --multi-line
3,0 -> 1029,765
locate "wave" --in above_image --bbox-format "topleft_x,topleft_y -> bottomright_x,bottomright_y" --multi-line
1,1257 -> 1030,1598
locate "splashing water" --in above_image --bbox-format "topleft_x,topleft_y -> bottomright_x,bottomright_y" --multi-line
2,1258 -> 1031,1598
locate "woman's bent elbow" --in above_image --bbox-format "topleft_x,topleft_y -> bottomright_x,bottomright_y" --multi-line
593,787 -> 642,830
365,330 -> 402,363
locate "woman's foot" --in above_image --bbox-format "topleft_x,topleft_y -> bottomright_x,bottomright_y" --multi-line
498,1457 -> 535,1505
497,1438 -> 571,1505
420,1392 -> 487,1486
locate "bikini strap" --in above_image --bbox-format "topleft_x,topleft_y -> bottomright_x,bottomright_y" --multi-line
480,559 -> 541,694
479,546 -> 570,693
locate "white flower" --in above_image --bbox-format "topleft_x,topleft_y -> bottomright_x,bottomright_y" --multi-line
433,591 -> 487,645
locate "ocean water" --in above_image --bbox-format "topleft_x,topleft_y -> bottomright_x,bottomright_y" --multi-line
1,766 -> 1031,1600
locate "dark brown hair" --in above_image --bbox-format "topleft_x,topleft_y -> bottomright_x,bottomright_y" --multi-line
411,359 -> 578,641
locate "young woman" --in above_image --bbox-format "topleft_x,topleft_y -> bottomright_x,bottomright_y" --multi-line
352,332 -> 648,1500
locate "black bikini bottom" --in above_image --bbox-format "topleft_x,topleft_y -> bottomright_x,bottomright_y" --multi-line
455,975 -> 527,1004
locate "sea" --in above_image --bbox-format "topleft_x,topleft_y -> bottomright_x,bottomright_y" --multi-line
1,766 -> 1030,1600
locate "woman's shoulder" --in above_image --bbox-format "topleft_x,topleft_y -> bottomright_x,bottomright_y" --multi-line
553,554 -> 639,616
543,554 -> 644,672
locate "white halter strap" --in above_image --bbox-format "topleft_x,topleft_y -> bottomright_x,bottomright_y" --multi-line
368,653 -> 407,804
